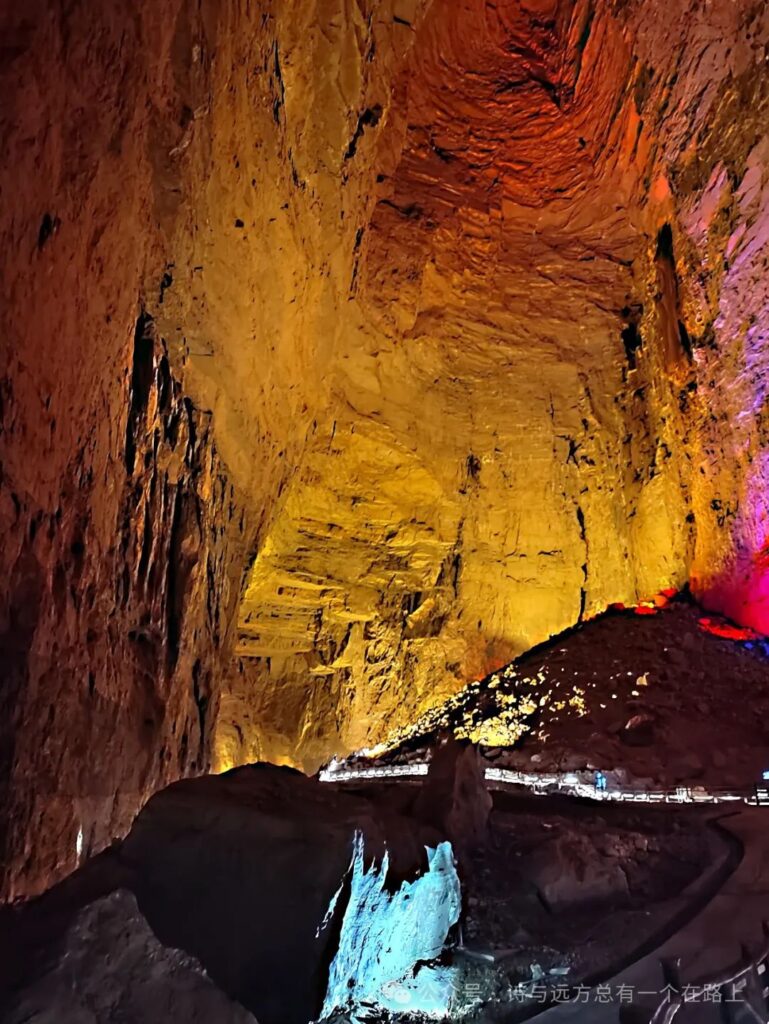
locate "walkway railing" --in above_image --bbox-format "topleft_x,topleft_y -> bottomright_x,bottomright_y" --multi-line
320,761 -> 756,806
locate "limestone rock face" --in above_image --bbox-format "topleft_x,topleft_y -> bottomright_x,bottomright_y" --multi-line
321,832 -> 461,1021
0,306 -> 250,900
4,0 -> 769,898
3,889 -> 258,1024
0,0 -> 425,897
218,0 -> 769,776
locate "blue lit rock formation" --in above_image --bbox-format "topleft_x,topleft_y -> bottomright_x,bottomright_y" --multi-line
320,831 -> 462,1021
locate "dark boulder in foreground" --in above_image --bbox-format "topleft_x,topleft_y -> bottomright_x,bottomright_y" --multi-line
120,763 -> 445,1024
3,889 -> 258,1024
1,764 -> 454,1024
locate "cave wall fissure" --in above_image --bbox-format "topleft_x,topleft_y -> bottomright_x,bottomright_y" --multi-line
0,304 -> 251,900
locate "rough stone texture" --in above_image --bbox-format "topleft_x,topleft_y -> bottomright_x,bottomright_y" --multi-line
0,0 -> 424,898
0,774 -> 719,1024
321,832 -> 461,1021
219,0 -> 769,775
119,764 -> 443,1024
0,305 -> 250,901
524,831 -> 630,912
0,0 -> 251,900
352,600 -> 769,791
487,601 -> 769,789
414,738 -> 492,860
2,889 -> 257,1024
5,0 -> 769,898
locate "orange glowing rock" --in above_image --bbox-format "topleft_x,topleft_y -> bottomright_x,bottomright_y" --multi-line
698,618 -> 758,642
650,175 -> 673,204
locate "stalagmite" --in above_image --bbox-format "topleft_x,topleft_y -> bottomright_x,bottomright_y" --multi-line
320,831 -> 462,1021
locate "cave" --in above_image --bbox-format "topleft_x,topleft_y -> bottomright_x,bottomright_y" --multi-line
3,0 -> 769,1021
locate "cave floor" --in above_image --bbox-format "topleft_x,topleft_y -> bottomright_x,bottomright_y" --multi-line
466,797 -> 722,995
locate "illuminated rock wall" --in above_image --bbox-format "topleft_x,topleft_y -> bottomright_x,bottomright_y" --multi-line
0,0 -> 424,897
0,305 -> 251,900
3,0 -> 769,895
220,0 -> 769,771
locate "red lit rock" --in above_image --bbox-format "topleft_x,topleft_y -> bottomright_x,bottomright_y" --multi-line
698,617 -> 758,642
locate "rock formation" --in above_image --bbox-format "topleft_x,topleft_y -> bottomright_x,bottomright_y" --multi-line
118,764 -> 451,1024
3,0 -> 769,899
321,831 -> 461,1021
3,889 -> 258,1024
1,766 -> 465,1023
414,737 -> 492,860
1,764 -> 718,1024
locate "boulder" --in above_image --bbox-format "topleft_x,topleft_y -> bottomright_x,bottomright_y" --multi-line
3,889 -> 257,1024
525,833 -> 629,911
671,752 -> 705,781
414,738 -> 493,860
118,763 -> 443,1024
621,713 -> 656,746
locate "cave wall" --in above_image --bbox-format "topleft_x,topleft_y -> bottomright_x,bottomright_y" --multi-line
0,0 -> 425,898
217,0 -> 769,773
1,0 -> 194,899
4,0 -> 769,898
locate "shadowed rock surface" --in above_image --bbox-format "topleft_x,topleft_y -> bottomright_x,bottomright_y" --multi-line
117,765 -> 446,1024
0,765 -> 451,1024
0,763 -> 726,1024
414,736 -> 493,862
3,889 -> 258,1024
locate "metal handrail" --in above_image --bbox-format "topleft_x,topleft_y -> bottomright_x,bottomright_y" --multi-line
321,761 -> 762,806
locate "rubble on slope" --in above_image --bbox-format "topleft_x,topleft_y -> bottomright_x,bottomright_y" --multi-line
341,599 -> 769,792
